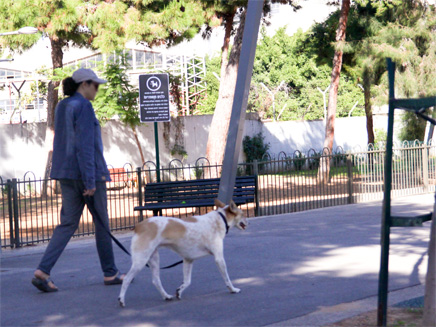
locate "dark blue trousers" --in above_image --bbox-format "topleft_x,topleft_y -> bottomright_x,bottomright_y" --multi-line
37,180 -> 118,277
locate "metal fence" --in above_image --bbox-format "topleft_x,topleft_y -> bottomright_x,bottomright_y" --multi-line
2,143 -> 436,249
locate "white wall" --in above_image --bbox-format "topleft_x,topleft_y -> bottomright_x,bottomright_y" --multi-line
0,123 -> 47,180
0,115 -> 261,179
263,115 -> 386,156
1,113 -> 405,180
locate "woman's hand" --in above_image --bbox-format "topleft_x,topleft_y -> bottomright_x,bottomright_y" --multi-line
83,188 -> 96,196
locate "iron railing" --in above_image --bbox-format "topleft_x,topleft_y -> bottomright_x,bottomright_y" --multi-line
2,143 -> 436,248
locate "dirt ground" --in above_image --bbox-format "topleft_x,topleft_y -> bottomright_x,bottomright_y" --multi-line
326,307 -> 423,327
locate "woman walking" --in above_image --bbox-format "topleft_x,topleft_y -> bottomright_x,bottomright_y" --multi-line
32,68 -> 124,292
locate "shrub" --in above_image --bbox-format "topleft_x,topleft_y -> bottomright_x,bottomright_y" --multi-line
243,132 -> 270,174
293,152 -> 306,171
243,132 -> 270,163
308,151 -> 322,170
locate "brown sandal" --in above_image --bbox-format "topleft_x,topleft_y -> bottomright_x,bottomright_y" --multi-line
104,273 -> 125,285
31,277 -> 58,292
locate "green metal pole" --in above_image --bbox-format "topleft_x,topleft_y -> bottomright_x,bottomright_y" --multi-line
154,122 -> 161,182
10,178 -> 20,248
377,58 -> 395,326
7,179 -> 14,248
136,167 -> 144,222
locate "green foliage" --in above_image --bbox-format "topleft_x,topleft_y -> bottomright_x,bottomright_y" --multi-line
93,52 -> 139,129
242,132 -> 270,163
193,167 -> 204,179
250,27 -> 364,121
167,71 -> 184,115
310,0 -> 436,141
333,151 -> 347,167
30,80 -> 48,99
0,0 -> 83,52
195,54 -> 221,115
293,151 -> 306,171
369,3 -> 436,142
374,128 -> 387,145
170,144 -> 188,159
198,17 -> 365,121
86,0 -> 209,51
37,65 -> 77,88
19,80 -> 48,110
307,151 -> 321,170
398,111 -> 427,142
1,184 -> 9,196
0,0 -> 212,59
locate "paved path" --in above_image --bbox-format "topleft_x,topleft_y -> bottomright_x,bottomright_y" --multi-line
1,194 -> 433,326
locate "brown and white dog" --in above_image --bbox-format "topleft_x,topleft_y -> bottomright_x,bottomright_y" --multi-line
118,199 -> 248,307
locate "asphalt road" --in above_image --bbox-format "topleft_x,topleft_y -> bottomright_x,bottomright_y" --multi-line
1,194 -> 433,326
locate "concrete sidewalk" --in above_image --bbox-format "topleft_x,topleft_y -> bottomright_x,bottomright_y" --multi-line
1,194 -> 433,326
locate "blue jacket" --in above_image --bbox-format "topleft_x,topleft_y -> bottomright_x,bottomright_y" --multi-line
50,92 -> 111,190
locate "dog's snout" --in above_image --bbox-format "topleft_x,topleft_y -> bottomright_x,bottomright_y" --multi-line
238,219 -> 248,230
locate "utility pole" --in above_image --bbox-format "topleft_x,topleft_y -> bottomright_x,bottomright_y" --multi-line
217,0 -> 263,204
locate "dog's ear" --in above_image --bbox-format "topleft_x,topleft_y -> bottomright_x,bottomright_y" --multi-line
214,198 -> 226,208
228,200 -> 238,213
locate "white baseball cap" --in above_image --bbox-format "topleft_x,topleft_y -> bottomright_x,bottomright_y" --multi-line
72,68 -> 107,84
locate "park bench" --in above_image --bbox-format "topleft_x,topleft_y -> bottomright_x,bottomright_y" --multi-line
107,168 -> 136,190
134,175 -> 258,216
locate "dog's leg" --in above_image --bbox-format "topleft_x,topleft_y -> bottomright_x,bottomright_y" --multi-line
118,254 -> 149,307
213,246 -> 241,294
119,237 -> 159,307
176,259 -> 193,299
148,250 -> 173,301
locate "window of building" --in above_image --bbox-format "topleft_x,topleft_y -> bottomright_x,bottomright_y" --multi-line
0,69 -> 33,80
135,51 -> 145,68
125,49 -> 133,68
154,53 -> 163,67
144,52 -> 153,66
0,99 -> 16,111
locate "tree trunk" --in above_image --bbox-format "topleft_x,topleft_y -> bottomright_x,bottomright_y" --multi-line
219,11 -> 235,87
318,0 -> 350,184
42,37 -> 63,196
131,125 -> 145,165
206,9 -> 245,172
423,205 -> 436,326
363,68 -> 376,171
363,68 -> 375,145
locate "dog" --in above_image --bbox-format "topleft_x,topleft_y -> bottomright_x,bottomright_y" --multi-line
118,199 -> 247,307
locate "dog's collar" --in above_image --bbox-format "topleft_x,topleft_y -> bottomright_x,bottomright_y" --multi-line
218,211 -> 229,234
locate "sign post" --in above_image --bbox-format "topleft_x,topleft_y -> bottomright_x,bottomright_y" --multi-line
139,73 -> 170,182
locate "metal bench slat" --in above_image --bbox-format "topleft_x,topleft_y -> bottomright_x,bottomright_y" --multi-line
143,186 -> 255,197
143,190 -> 255,203
135,175 -> 258,215
145,177 -> 254,189
134,197 -> 253,211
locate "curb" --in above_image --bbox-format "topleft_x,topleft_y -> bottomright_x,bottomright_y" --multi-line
267,284 -> 425,327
